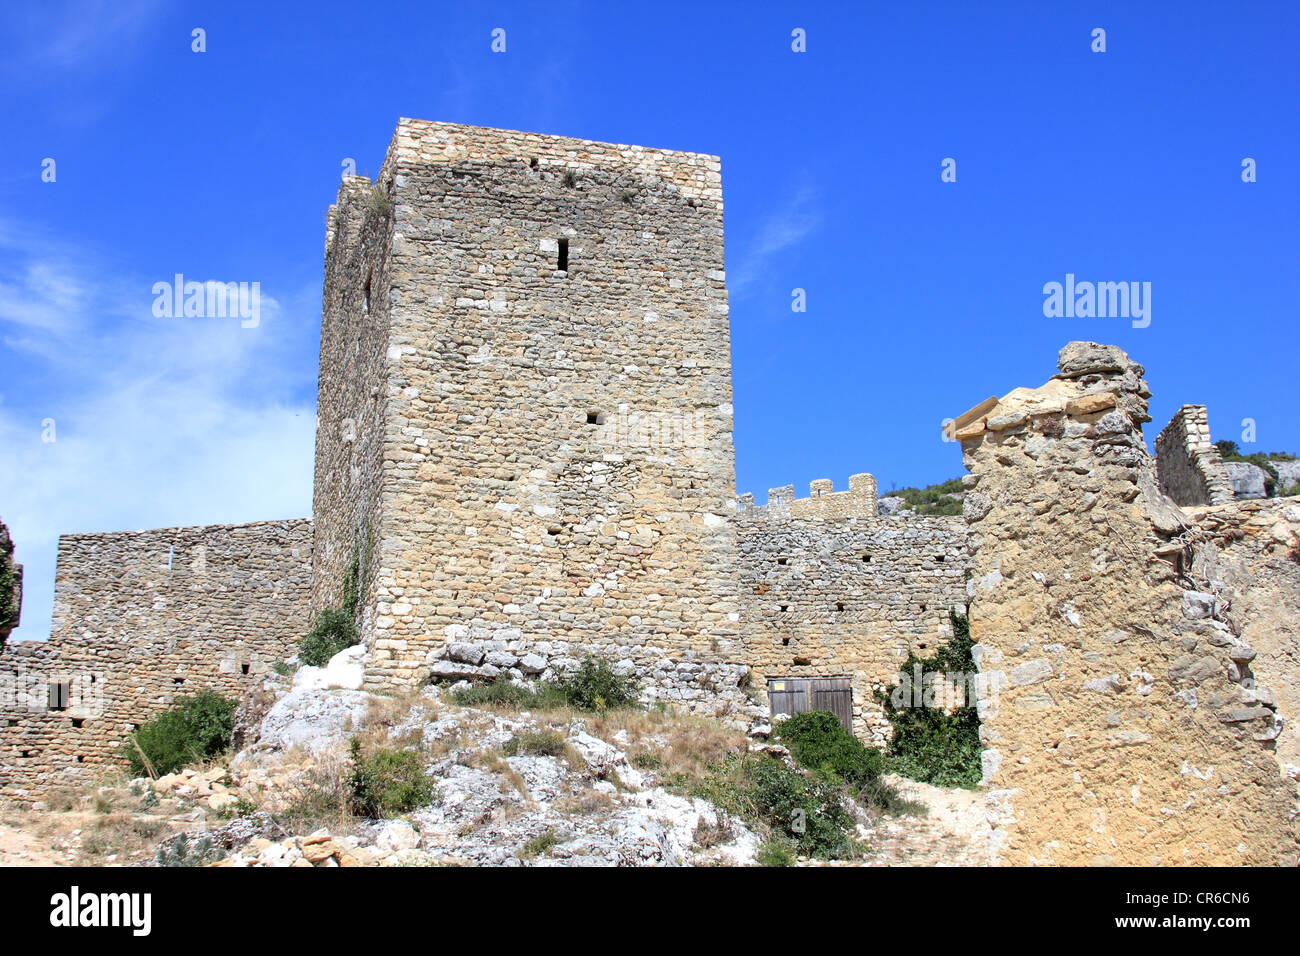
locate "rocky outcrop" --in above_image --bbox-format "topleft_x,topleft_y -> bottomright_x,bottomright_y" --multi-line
1225,461 -> 1269,499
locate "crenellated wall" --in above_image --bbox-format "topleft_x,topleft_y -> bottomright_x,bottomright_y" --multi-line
736,476 -> 970,742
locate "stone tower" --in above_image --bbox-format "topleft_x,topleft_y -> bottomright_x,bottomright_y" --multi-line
313,120 -> 744,698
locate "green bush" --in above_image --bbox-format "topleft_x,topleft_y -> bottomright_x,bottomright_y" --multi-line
555,657 -> 638,711
755,837 -> 796,867
447,658 -> 637,713
877,613 -> 982,788
503,729 -> 567,757
774,710 -> 886,792
126,690 -> 236,777
680,753 -> 858,860
346,739 -> 435,818
298,607 -> 358,667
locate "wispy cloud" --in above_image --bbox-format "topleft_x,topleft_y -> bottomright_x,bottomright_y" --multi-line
0,0 -> 161,78
0,224 -> 317,642
728,183 -> 821,298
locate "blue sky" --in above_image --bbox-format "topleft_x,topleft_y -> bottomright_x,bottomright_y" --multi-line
2,1 -> 1297,640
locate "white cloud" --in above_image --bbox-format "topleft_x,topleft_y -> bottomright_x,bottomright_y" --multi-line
0,226 -> 317,642
729,183 -> 821,297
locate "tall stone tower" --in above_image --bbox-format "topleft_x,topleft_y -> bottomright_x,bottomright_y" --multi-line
312,120 -> 743,699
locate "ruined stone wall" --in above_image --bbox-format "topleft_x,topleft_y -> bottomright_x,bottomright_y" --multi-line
1183,497 -> 1300,777
0,520 -> 312,797
1154,404 -> 1233,507
353,120 -> 742,709
737,477 -> 970,743
956,342 -> 1297,865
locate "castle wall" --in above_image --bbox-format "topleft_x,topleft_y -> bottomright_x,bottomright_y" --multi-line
736,478 -> 970,742
0,519 -> 312,797
350,120 -> 743,706
1154,404 -> 1233,507
310,176 -> 394,636
957,342 -> 1296,865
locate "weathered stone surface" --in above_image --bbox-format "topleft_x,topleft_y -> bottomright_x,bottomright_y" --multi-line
960,341 -> 1296,866
0,520 -> 313,794
1225,462 -> 1268,499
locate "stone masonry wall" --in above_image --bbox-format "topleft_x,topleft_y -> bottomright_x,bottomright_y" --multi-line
1182,497 -> 1300,778
1154,404 -> 1233,507
0,520 -> 312,797
349,120 -> 743,710
956,342 -> 1297,865
737,476 -> 970,743
310,176 -> 394,639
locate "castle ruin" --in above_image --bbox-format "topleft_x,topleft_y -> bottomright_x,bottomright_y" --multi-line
2,120 -> 1296,865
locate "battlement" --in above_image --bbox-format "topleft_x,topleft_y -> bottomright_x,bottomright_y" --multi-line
736,473 -> 878,520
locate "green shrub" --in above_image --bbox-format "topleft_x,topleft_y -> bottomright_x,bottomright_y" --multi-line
447,658 -> 637,713
774,710 -> 886,793
555,657 -> 638,711
298,607 -> 358,667
299,537 -> 365,666
450,677 -> 565,710
520,828 -> 562,859
503,729 -> 567,757
679,753 -> 858,860
877,612 -> 982,788
347,739 -> 435,818
755,836 -> 796,867
125,690 -> 236,777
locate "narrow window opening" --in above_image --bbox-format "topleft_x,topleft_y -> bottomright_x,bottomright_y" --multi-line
363,268 -> 373,313
240,663 -> 251,676
75,755 -> 85,763
48,681 -> 70,712
836,602 -> 845,612
777,557 -> 788,566
936,554 -> 945,562
6,719 -> 17,727
861,554 -> 872,563
529,157 -> 538,169
21,750 -> 35,758
779,604 -> 788,613
586,410 -> 605,425
781,637 -> 790,646
71,718 -> 84,728
557,238 -> 569,272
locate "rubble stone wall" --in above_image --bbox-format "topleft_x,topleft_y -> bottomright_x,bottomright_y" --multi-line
1154,404 -> 1233,506
350,120 -> 743,710
736,477 -> 970,742
0,520 -> 312,797
956,342 -> 1297,865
